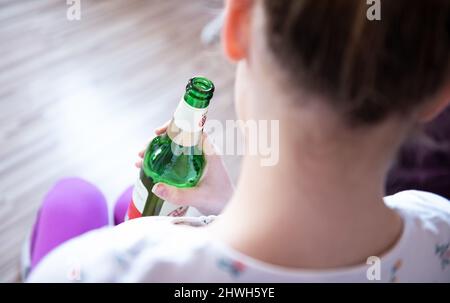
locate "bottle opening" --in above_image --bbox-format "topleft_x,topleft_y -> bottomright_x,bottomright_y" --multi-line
191,77 -> 214,94
184,76 -> 215,108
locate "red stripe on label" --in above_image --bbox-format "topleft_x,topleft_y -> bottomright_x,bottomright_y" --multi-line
127,200 -> 142,220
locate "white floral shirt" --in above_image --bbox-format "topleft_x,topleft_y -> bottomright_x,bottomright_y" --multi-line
29,190 -> 450,283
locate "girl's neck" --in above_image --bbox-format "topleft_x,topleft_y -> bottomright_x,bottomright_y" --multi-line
208,111 -> 405,269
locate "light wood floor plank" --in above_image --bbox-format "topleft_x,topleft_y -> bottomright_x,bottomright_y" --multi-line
0,0 -> 237,282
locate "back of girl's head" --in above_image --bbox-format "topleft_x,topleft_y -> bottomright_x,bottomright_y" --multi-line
262,0 -> 450,126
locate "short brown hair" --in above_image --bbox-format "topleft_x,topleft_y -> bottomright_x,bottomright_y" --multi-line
263,0 -> 450,125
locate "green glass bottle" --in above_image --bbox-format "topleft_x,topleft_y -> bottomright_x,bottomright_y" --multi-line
127,77 -> 215,219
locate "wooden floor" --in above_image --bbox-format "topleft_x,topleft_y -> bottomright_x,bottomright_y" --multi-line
0,0 -> 238,282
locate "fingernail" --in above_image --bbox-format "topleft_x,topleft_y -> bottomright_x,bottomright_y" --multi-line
152,183 -> 166,196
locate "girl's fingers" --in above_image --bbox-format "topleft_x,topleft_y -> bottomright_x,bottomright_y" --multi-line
155,120 -> 171,135
138,149 -> 145,158
135,160 -> 143,168
151,183 -> 198,206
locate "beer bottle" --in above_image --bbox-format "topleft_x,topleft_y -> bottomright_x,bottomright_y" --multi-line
127,76 -> 215,218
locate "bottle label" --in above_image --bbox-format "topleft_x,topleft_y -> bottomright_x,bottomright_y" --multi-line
128,177 -> 148,219
159,202 -> 189,217
167,98 -> 208,147
173,98 -> 208,132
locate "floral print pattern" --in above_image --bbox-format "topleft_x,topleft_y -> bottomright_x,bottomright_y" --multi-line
389,259 -> 402,282
435,242 -> 450,270
217,257 -> 246,277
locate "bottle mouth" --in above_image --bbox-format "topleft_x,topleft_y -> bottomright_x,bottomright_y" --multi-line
192,77 -> 214,92
188,77 -> 215,98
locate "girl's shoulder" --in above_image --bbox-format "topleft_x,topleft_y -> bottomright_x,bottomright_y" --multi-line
385,190 -> 450,234
383,190 -> 450,282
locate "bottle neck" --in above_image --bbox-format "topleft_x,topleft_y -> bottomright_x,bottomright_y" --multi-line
183,77 -> 214,108
166,97 -> 208,147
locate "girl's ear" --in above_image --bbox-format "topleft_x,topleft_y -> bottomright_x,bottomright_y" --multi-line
222,0 -> 252,62
419,83 -> 450,123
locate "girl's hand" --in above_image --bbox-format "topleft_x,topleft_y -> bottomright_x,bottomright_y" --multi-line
135,122 -> 234,215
